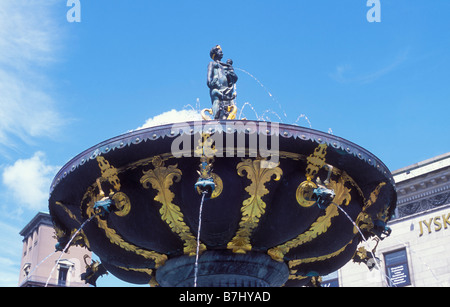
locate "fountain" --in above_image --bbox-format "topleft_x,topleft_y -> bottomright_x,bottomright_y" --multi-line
48,46 -> 397,287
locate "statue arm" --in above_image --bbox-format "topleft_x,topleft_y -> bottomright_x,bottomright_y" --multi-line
229,70 -> 238,84
207,62 -> 215,88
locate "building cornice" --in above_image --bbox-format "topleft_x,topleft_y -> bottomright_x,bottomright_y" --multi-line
391,153 -> 450,219
393,152 -> 450,183
19,212 -> 53,238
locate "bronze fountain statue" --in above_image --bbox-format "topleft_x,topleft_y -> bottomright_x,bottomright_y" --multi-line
203,45 -> 238,120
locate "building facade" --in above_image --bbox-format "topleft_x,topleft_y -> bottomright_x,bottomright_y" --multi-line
18,212 -> 91,287
323,152 -> 450,287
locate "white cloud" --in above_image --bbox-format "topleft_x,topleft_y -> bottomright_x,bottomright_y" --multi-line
0,0 -> 64,147
329,50 -> 409,84
0,70 -> 63,144
137,109 -> 203,130
0,221 -> 22,287
0,0 -> 60,69
2,152 -> 60,211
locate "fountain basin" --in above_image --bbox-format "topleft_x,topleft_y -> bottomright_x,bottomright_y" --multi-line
49,120 -> 396,287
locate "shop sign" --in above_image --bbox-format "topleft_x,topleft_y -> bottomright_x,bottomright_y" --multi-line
418,212 -> 450,236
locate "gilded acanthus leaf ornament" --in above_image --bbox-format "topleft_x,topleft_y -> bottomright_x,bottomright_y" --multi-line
140,156 -> 206,256
227,158 -> 283,254
328,176 -> 352,207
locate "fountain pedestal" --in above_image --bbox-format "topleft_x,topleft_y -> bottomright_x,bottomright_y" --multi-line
156,251 -> 289,287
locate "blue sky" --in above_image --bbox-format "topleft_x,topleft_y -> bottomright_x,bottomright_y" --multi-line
0,0 -> 449,286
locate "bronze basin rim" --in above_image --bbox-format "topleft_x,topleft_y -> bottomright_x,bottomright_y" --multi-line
50,120 -> 394,195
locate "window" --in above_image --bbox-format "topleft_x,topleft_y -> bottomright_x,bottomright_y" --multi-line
56,260 -> 74,287
321,271 -> 339,287
58,266 -> 69,286
23,263 -> 31,277
384,249 -> 411,287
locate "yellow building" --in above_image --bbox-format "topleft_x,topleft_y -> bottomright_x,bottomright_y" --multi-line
324,152 -> 450,287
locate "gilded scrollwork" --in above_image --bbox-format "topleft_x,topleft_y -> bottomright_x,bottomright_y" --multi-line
114,265 -> 159,286
195,172 -> 224,199
296,144 -> 328,207
53,223 -> 91,250
80,157 -> 167,268
53,201 -> 91,249
111,192 -> 131,217
94,215 -> 168,267
268,175 -> 352,262
97,156 -> 121,192
269,144 -> 358,262
140,156 -> 206,256
227,158 -> 283,254
287,273 -> 308,281
288,239 -> 354,268
354,182 -> 387,235
296,180 -> 317,208
194,133 -> 223,199
93,156 -> 132,218
305,144 -> 327,181
82,190 -> 167,267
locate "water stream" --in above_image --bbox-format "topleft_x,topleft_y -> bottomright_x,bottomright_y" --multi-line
389,236 -> 443,286
182,67 -> 318,130
238,101 -> 260,120
334,203 -> 395,287
44,215 -> 96,287
236,68 -> 288,120
294,114 -> 312,128
193,192 -> 207,287
24,250 -> 57,284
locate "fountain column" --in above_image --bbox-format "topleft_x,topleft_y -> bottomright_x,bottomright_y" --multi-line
156,251 -> 289,287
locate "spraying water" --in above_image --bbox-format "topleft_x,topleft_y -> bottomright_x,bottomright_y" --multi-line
45,215 -> 95,287
334,203 -> 396,287
260,109 -> 283,122
238,102 -> 260,120
337,206 -> 443,286
194,192 -> 207,287
184,98 -> 201,113
236,68 -> 288,120
294,114 -> 312,128
23,251 -> 57,284
389,236 -> 443,286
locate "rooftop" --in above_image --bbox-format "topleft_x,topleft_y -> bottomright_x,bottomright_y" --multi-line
392,152 -> 450,184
